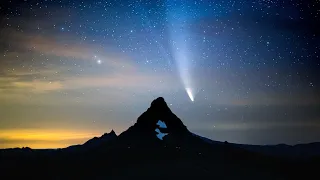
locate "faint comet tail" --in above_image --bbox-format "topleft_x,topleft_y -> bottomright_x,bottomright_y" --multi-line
166,0 -> 195,102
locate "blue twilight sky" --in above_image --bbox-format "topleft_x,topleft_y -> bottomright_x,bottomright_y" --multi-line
0,0 -> 319,148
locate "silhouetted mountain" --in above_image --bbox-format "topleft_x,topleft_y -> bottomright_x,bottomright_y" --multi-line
0,97 -> 319,180
236,142 -> 320,158
66,129 -> 117,152
122,97 -> 188,135
116,97 -> 190,147
192,133 -> 320,158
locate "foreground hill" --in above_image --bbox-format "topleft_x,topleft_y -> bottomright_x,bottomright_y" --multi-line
0,97 -> 319,179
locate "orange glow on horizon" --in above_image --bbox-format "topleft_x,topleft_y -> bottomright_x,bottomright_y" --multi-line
0,129 -> 108,149
1,141 -> 83,149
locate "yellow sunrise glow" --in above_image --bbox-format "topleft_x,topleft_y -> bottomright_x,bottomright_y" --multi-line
0,129 -> 105,149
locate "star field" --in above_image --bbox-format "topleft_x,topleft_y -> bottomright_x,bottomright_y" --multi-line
0,0 -> 319,148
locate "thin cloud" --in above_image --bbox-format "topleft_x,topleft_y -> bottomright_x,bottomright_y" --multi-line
231,92 -> 320,106
63,72 -> 179,91
1,28 -> 136,71
0,68 -> 63,93
0,65 -> 178,95
203,122 -> 320,131
12,80 -> 63,93
0,28 -> 181,106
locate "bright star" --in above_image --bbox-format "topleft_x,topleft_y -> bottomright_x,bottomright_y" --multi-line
97,60 -> 102,64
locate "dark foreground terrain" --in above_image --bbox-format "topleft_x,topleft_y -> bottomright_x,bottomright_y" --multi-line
1,97 -> 319,180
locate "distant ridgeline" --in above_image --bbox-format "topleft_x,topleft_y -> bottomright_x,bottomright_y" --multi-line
0,97 -> 319,180
155,120 -> 168,140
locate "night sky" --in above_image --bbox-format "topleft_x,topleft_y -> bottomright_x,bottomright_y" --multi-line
0,0 -> 319,149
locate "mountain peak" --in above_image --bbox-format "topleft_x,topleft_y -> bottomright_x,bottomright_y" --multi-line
150,97 -> 170,112
101,130 -> 117,139
125,97 -> 189,136
82,130 -> 117,148
109,129 -> 116,136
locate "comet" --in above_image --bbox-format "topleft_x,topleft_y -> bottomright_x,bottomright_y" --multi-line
186,88 -> 194,102
166,0 -> 195,102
